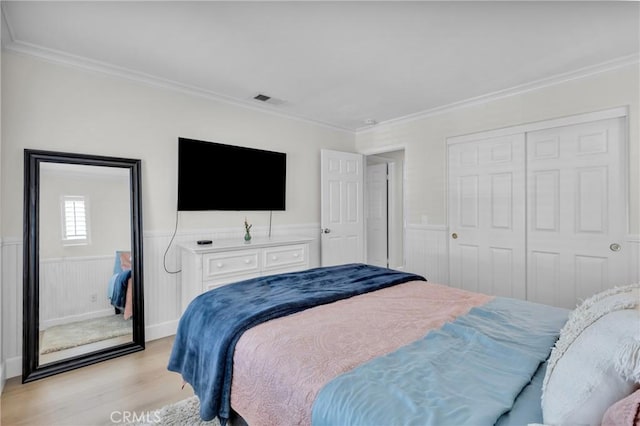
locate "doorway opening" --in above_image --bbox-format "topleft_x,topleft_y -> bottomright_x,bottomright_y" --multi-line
365,150 -> 405,269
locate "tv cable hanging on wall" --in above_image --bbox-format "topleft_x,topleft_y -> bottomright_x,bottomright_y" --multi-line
163,210 -> 181,274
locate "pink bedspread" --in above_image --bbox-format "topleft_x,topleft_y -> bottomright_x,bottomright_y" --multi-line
230,281 -> 492,425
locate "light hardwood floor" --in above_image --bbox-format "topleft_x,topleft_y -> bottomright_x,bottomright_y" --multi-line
0,336 -> 194,426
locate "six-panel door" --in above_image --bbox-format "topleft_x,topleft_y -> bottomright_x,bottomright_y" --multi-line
526,117 -> 626,307
448,134 -> 527,299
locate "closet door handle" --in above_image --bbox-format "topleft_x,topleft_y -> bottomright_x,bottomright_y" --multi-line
610,243 -> 621,252
451,233 -> 458,239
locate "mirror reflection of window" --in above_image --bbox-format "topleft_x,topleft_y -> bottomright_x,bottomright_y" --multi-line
61,195 -> 90,245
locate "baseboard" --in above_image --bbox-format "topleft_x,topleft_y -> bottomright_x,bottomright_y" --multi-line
6,356 -> 21,379
41,308 -> 114,330
145,320 -> 178,342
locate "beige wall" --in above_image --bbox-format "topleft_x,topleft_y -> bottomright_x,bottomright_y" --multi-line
1,51 -> 355,240
356,64 -> 640,234
39,166 -> 131,259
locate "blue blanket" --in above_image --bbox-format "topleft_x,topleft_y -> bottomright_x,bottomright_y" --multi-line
312,297 -> 569,426
108,269 -> 131,309
167,263 -> 425,422
496,361 -> 549,426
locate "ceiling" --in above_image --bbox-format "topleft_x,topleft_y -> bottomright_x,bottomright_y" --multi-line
2,1 -> 639,132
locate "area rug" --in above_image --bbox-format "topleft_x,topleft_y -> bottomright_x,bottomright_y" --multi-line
40,314 -> 132,354
130,396 -> 219,426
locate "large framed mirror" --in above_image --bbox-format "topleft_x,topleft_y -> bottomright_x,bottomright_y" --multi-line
23,149 -> 145,382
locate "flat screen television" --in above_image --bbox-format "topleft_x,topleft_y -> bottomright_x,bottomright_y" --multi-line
177,138 -> 286,211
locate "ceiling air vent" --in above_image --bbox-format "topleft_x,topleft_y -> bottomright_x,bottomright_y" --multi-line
254,93 -> 271,102
252,93 -> 286,106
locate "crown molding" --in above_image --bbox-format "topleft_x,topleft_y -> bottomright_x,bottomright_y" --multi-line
1,38 -> 354,135
356,53 -> 640,135
1,5 -> 16,43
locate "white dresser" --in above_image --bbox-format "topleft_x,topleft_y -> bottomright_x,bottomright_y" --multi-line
179,236 -> 313,312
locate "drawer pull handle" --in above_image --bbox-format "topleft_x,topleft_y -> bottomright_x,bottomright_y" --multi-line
244,259 -> 251,264
217,262 -> 224,268
293,253 -> 300,258
272,255 -> 278,261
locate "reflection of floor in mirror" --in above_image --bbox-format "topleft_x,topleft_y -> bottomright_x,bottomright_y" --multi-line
38,314 -> 133,364
39,333 -> 133,365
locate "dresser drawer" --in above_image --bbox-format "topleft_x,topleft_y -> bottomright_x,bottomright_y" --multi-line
203,272 -> 261,292
263,244 -> 307,271
203,251 -> 260,280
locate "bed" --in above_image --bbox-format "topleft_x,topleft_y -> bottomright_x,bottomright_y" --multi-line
108,250 -> 134,319
168,263 -> 640,426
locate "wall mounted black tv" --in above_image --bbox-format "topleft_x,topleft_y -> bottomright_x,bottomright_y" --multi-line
177,138 -> 286,211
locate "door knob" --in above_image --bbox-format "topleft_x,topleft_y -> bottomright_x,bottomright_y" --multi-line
610,243 -> 621,252
322,228 -> 331,234
451,233 -> 458,239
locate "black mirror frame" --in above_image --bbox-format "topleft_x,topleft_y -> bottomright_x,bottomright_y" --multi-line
22,149 -> 145,383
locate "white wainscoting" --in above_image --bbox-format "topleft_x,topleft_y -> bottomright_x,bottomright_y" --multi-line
404,224 -> 449,284
2,238 -> 22,380
40,255 -> 115,329
627,235 -> 640,285
0,237 -> 4,393
1,224 -> 320,379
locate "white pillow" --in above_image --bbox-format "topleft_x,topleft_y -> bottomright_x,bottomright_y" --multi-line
542,284 -> 640,426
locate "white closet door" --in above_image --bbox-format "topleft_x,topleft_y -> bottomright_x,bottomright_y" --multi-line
448,134 -> 526,298
526,117 -> 627,308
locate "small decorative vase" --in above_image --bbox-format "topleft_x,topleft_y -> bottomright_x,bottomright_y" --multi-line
244,231 -> 251,243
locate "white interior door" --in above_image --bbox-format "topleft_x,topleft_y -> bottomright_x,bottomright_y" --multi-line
366,163 -> 388,267
526,117 -> 627,308
448,134 -> 526,298
320,149 -> 364,266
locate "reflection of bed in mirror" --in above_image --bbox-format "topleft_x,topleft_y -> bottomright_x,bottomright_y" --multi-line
24,150 -> 145,382
108,250 -> 134,320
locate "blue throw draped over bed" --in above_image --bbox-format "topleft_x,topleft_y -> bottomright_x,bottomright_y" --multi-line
311,297 -> 568,425
168,263 -> 426,423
